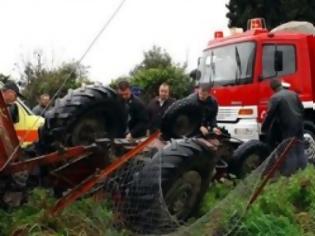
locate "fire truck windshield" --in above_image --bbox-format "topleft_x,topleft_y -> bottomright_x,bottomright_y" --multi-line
199,41 -> 256,86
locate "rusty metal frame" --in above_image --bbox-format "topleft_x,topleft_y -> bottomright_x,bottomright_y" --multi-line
4,146 -> 94,174
0,92 -> 21,169
50,131 -> 160,215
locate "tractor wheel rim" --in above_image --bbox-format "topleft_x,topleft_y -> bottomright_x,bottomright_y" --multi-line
174,115 -> 195,137
72,118 -> 107,145
164,171 -> 202,220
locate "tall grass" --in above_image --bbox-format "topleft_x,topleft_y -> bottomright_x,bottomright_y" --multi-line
0,189 -> 128,236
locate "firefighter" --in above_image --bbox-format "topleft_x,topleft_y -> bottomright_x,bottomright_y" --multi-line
190,83 -> 221,136
1,80 -> 21,123
147,83 -> 175,133
262,78 -> 307,176
117,80 -> 149,140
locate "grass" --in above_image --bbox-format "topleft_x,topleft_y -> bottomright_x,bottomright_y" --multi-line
198,179 -> 235,217
3,166 -> 315,235
236,166 -> 315,236
0,189 -> 129,236
197,165 -> 315,236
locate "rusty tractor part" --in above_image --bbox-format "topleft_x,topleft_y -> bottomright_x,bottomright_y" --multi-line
0,86 -> 161,212
50,130 -> 160,215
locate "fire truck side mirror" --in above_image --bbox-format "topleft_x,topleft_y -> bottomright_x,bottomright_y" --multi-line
189,69 -> 201,81
274,50 -> 283,72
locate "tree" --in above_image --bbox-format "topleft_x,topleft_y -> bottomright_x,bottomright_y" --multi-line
130,46 -> 172,75
131,66 -> 192,102
226,0 -> 315,30
112,46 -> 193,102
18,51 -> 92,107
0,74 -> 11,84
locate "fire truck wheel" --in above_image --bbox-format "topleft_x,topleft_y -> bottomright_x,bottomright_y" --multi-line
40,85 -> 126,150
303,121 -> 315,162
304,121 -> 315,138
161,97 -> 203,140
231,140 -> 271,178
125,139 -> 216,233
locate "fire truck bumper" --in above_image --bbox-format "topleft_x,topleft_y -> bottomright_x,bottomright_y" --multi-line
218,119 -> 260,141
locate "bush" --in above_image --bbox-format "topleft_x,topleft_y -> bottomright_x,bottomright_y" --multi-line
198,166 -> 315,235
236,166 -> 315,236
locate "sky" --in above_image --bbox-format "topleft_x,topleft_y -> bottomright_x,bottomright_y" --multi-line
0,0 -> 229,85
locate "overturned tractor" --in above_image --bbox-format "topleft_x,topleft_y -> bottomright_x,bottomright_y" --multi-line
0,85 -> 273,234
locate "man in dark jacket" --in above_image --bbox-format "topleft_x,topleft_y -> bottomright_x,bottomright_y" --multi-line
190,83 -> 220,136
117,80 -> 149,140
32,94 -> 50,116
262,78 -> 306,176
147,83 -> 175,133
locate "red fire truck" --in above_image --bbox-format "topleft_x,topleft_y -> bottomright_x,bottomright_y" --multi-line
196,18 -> 315,141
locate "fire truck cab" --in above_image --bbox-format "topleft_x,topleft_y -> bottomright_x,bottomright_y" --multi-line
196,18 -> 315,141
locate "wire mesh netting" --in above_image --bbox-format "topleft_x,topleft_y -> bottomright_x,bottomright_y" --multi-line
96,135 -> 315,235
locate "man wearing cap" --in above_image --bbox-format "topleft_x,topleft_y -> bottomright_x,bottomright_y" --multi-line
189,83 -> 221,136
262,78 -> 306,176
1,80 -> 21,123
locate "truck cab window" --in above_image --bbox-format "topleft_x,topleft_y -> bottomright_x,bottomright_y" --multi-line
262,45 -> 296,79
199,42 -> 256,86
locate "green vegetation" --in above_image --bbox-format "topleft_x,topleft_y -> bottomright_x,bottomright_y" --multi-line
21,63 -> 91,107
197,166 -> 315,236
14,51 -> 92,107
0,189 -> 127,236
111,46 -> 193,102
198,180 -> 235,217
236,166 -> 315,236
226,0 -> 315,30
3,166 -> 315,235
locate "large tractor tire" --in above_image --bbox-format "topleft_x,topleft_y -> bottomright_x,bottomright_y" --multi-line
161,97 -> 202,140
230,140 -> 271,178
126,139 -> 217,233
39,85 -> 126,150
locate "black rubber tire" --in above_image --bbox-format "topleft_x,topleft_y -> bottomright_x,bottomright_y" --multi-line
126,138 -> 216,233
304,121 -> 315,138
40,85 -> 126,150
161,97 -> 202,140
230,140 -> 271,178
303,121 -> 315,162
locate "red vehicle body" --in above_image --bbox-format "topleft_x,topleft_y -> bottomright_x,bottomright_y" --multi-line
197,19 -> 315,141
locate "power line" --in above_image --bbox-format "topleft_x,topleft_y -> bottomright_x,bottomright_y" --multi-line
79,0 -> 128,63
4,0 -> 128,172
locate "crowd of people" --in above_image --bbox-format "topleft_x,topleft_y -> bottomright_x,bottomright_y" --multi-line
0,77 -> 307,176
0,79 -> 221,141
115,80 -> 221,141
